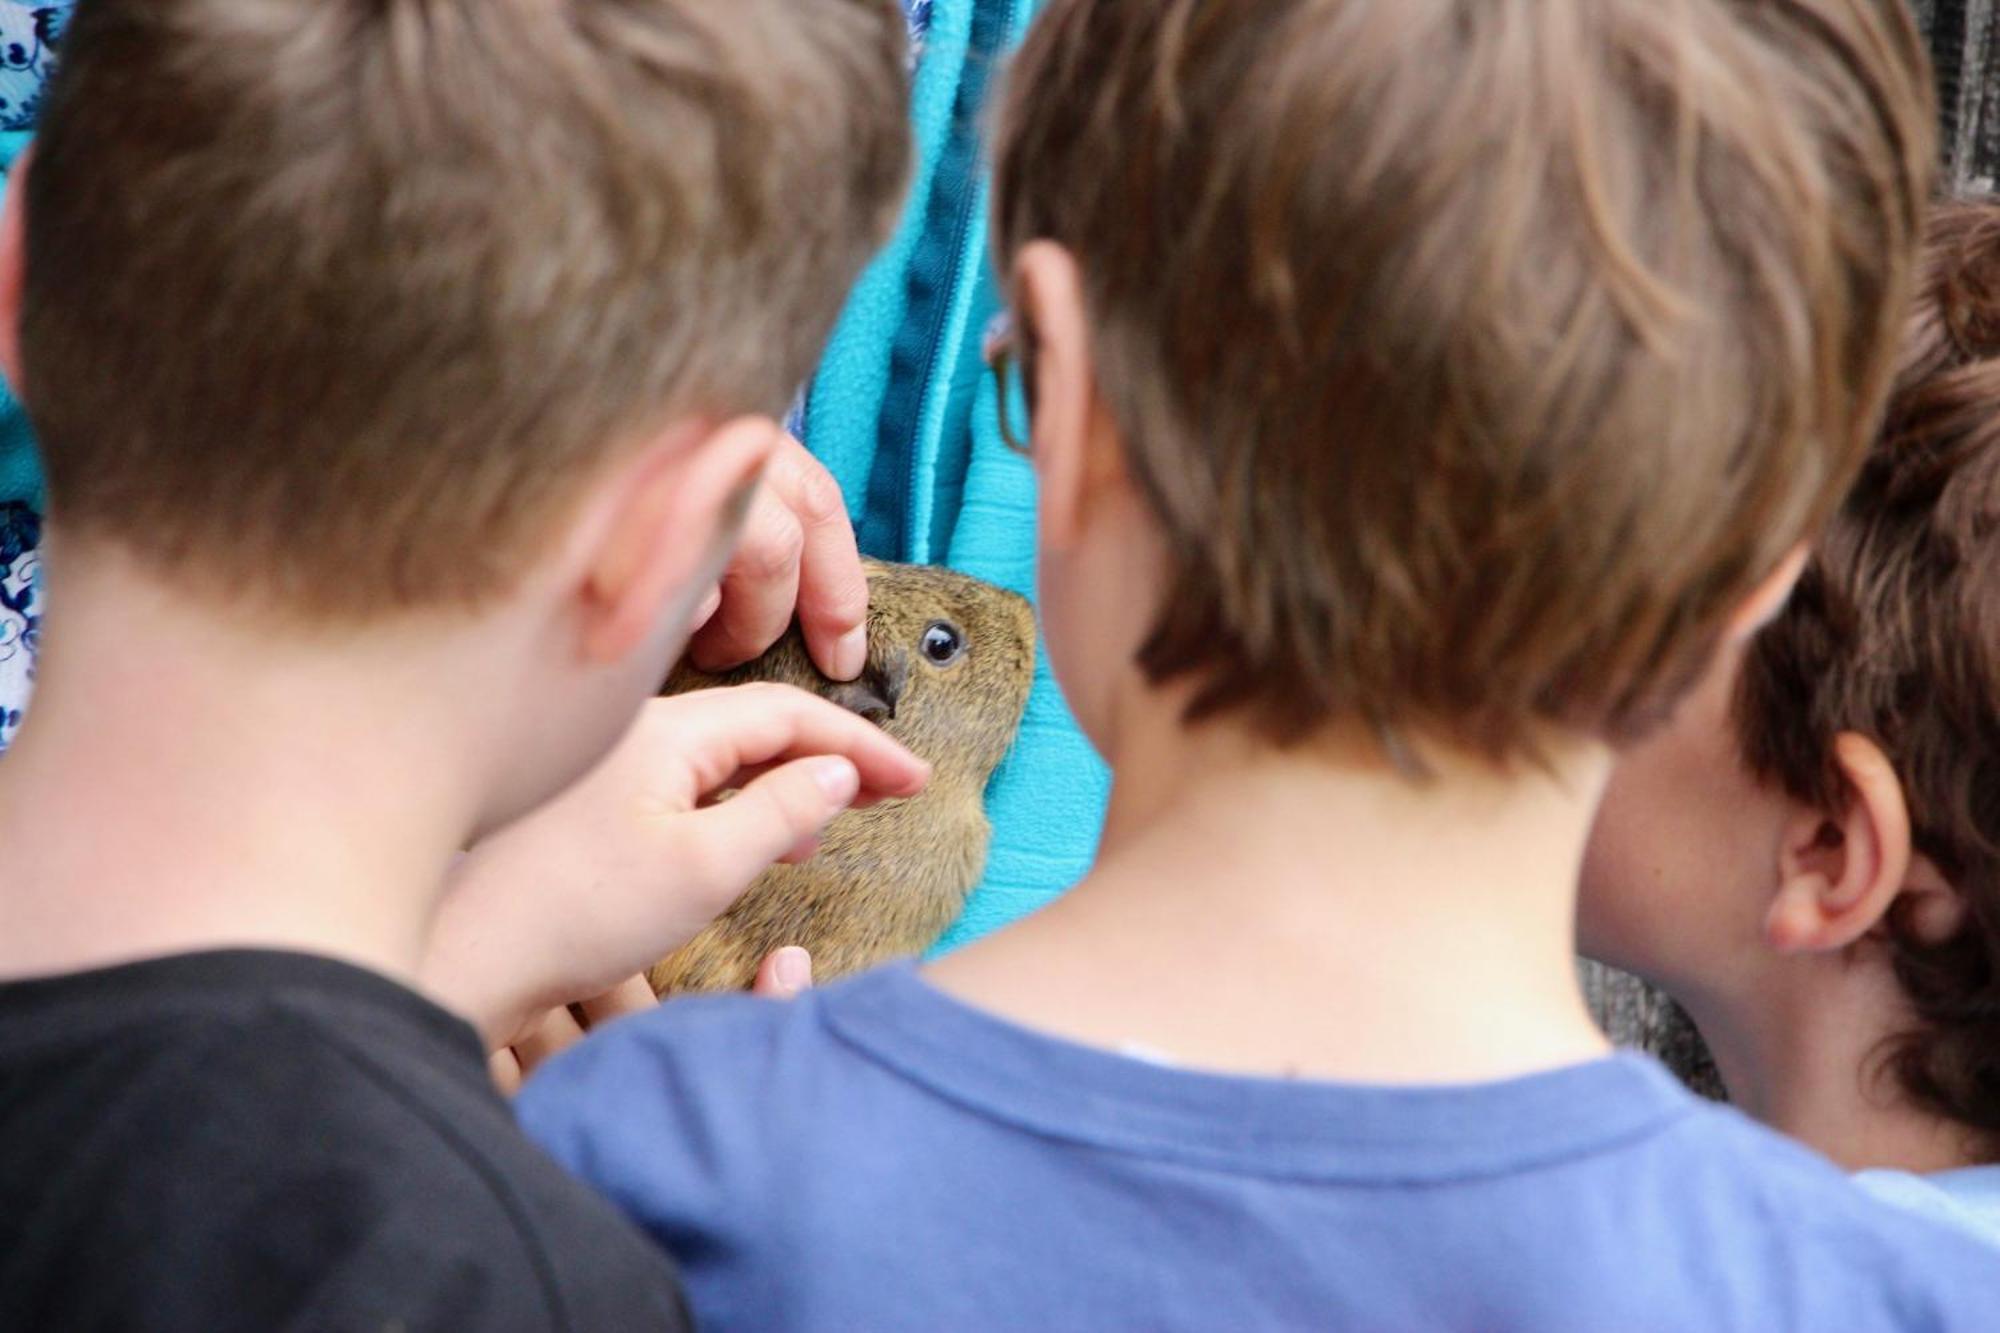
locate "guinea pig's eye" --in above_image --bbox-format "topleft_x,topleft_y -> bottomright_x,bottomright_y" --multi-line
920,621 -> 967,667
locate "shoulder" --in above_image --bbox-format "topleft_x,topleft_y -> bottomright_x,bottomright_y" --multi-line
515,970 -> 912,1237
1648,1103 -> 2000,1323
520,965 -> 903,1114
525,980 -> 828,1113
1855,1167 -> 2000,1248
245,998 -> 689,1330
68,997 -> 687,1331
515,982 -> 837,1167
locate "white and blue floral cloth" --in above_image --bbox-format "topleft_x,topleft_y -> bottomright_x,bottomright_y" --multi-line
904,0 -> 934,62
0,2 -> 62,757
0,2 -> 64,133
0,502 -> 38,753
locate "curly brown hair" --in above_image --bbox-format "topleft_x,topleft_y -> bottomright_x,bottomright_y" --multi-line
1736,196 -> 2000,1155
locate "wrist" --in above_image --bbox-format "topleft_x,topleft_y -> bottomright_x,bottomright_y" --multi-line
420,850 -> 559,1051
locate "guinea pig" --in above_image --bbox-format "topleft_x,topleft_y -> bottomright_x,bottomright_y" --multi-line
648,560 -> 1037,994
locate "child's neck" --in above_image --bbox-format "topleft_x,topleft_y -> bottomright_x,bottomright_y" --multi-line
929,682 -> 1613,1084
0,553 -> 491,987
1686,969 -> 1982,1174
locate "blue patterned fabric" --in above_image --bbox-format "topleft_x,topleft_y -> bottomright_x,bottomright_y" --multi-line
0,501 -> 38,753
0,3 -> 64,133
0,3 -> 60,757
903,0 -> 934,62
0,3 -> 62,509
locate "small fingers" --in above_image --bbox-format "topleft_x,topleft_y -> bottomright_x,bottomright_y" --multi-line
674,755 -> 860,898
764,439 -> 869,681
688,488 -> 804,672
577,974 -> 661,1029
752,946 -> 814,999
661,683 -> 929,807
511,1005 -> 589,1080
489,1049 -> 525,1096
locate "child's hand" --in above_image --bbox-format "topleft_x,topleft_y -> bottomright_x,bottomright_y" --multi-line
689,434 -> 873,682
423,689 -> 926,1048
488,948 -> 814,1094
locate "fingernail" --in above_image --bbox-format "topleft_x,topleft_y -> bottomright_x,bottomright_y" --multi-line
831,626 -> 867,681
812,757 -> 860,805
775,947 -> 812,993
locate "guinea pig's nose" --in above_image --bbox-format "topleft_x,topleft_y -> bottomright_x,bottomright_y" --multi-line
827,655 -> 907,725
878,653 -> 909,717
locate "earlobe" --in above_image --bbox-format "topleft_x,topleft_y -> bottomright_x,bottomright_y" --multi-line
579,416 -> 778,664
1764,733 -> 1911,955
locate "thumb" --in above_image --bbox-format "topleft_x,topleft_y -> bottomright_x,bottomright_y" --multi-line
752,946 -> 815,999
682,755 -> 860,894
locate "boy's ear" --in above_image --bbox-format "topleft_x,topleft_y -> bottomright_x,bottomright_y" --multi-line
576,415 -> 779,664
0,146 -> 31,393
1726,544 -> 1809,641
1765,732 -> 1923,954
1014,240 -> 1124,552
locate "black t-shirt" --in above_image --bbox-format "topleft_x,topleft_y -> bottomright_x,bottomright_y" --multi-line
0,950 -> 691,1332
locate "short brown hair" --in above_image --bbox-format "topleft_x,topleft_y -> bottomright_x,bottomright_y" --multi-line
21,0 -> 909,613
993,0 -> 1934,761
1737,197 -> 2000,1152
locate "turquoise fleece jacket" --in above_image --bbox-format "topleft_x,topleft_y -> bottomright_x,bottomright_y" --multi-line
805,0 -> 1107,949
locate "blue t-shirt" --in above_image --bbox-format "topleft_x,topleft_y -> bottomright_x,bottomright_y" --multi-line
1858,1167 -> 2000,1248
518,964 -> 2000,1331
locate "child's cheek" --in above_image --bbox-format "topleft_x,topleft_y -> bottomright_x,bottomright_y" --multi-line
1579,667 -> 1765,983
1577,767 -> 1685,977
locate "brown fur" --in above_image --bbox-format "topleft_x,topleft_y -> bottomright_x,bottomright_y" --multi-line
648,561 -> 1036,994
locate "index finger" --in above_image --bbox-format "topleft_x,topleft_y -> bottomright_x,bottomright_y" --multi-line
660,684 -> 930,805
687,488 -> 804,674
763,437 -> 869,682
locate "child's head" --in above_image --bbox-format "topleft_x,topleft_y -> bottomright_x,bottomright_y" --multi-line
3,0 -> 908,822
1582,198 -> 2000,1155
990,0 -> 1933,767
